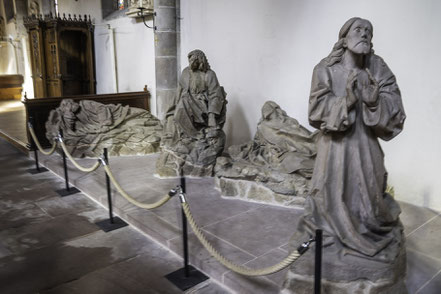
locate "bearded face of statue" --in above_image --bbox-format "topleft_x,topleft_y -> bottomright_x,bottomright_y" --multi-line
345,19 -> 373,55
189,54 -> 200,71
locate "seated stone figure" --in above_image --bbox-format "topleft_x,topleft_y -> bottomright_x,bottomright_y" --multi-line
157,49 -> 227,177
46,99 -> 163,157
215,101 -> 317,207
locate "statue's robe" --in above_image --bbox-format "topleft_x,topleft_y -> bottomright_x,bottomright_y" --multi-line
301,54 -> 406,262
174,67 -> 226,138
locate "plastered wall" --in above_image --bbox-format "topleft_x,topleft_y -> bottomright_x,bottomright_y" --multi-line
180,0 -> 441,211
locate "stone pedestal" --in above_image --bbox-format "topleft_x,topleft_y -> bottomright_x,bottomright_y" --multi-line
156,148 -> 215,177
215,177 -> 306,208
282,242 -> 408,294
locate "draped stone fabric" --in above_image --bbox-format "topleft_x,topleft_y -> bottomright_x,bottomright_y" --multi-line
215,101 -> 317,197
46,99 -> 163,157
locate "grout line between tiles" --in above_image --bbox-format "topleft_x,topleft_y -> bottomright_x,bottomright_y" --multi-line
406,214 -> 440,237
202,228 -> 259,259
415,267 -> 441,294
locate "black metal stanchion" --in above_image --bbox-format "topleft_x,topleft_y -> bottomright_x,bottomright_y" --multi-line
165,174 -> 209,291
314,229 -> 323,294
27,118 -> 48,174
96,148 -> 128,232
56,130 -> 80,197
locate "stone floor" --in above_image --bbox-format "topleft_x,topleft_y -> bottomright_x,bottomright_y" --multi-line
0,138 -> 229,294
1,99 -> 441,293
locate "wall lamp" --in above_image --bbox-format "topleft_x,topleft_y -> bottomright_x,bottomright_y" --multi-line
137,7 -> 156,30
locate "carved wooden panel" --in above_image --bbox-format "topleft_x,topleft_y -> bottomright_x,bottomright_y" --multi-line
24,14 -> 95,98
30,29 -> 46,97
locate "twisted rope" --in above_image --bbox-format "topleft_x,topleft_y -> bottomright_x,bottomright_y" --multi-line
59,140 -> 101,172
182,200 -> 304,276
28,125 -> 57,155
103,165 -> 172,209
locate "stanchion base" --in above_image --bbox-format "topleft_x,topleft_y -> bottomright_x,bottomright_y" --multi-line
95,217 -> 128,232
56,187 -> 81,197
165,265 -> 209,291
27,167 -> 49,174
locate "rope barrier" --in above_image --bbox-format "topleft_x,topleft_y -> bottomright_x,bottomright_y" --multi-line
103,164 -> 174,209
58,139 -> 101,172
28,125 -> 57,155
180,195 -> 310,276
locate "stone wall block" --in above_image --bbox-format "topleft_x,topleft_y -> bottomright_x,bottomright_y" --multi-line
158,0 -> 176,7
155,58 -> 178,89
155,7 -> 176,31
155,32 -> 177,57
156,89 -> 177,120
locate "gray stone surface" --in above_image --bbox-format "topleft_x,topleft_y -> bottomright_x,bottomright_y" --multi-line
156,57 -> 178,89
203,206 -> 303,257
216,177 -> 305,208
45,99 -> 163,157
406,249 -> 441,293
400,201 -> 439,235
215,101 -> 317,206
155,6 -> 177,31
0,138 -> 231,294
407,215 -> 441,259
158,50 -> 227,177
282,18 -> 407,293
2,134 -> 439,293
158,0 -> 176,7
155,32 -> 178,56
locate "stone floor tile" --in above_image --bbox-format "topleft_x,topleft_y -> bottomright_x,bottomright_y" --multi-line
187,280 -> 232,294
0,201 -> 51,231
0,241 -> 119,293
416,270 -> 441,294
243,247 -> 291,286
0,213 -> 100,255
406,248 -> 441,293
223,270 -> 279,294
203,206 -> 303,257
125,209 -> 181,246
36,193 -> 99,217
407,215 -> 441,259
399,201 -> 439,236
63,227 -> 153,259
40,248 -> 184,294
168,230 -> 255,279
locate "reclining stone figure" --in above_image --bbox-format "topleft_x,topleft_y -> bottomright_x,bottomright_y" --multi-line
46,99 -> 162,157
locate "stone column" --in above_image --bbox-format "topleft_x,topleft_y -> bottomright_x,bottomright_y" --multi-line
154,0 -> 178,120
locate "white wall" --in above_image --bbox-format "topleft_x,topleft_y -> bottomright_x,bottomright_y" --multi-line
58,0 -> 157,115
180,0 -> 441,211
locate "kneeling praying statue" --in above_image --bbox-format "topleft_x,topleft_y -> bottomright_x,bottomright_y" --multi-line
282,17 -> 407,294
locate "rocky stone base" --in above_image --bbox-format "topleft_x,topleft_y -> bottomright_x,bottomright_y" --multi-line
215,177 -> 306,208
156,149 -> 214,177
281,272 -> 408,294
281,241 -> 407,294
63,140 -> 161,158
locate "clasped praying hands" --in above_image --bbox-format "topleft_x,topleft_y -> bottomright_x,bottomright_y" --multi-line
346,68 -> 379,108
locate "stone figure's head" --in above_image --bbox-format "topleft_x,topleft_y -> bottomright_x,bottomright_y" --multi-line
58,99 -> 80,131
262,101 -> 287,121
188,49 -> 210,72
325,17 -> 374,66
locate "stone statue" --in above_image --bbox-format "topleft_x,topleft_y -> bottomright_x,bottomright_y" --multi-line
46,99 -> 163,157
282,18 -> 407,293
215,101 -> 317,207
157,49 -> 227,177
